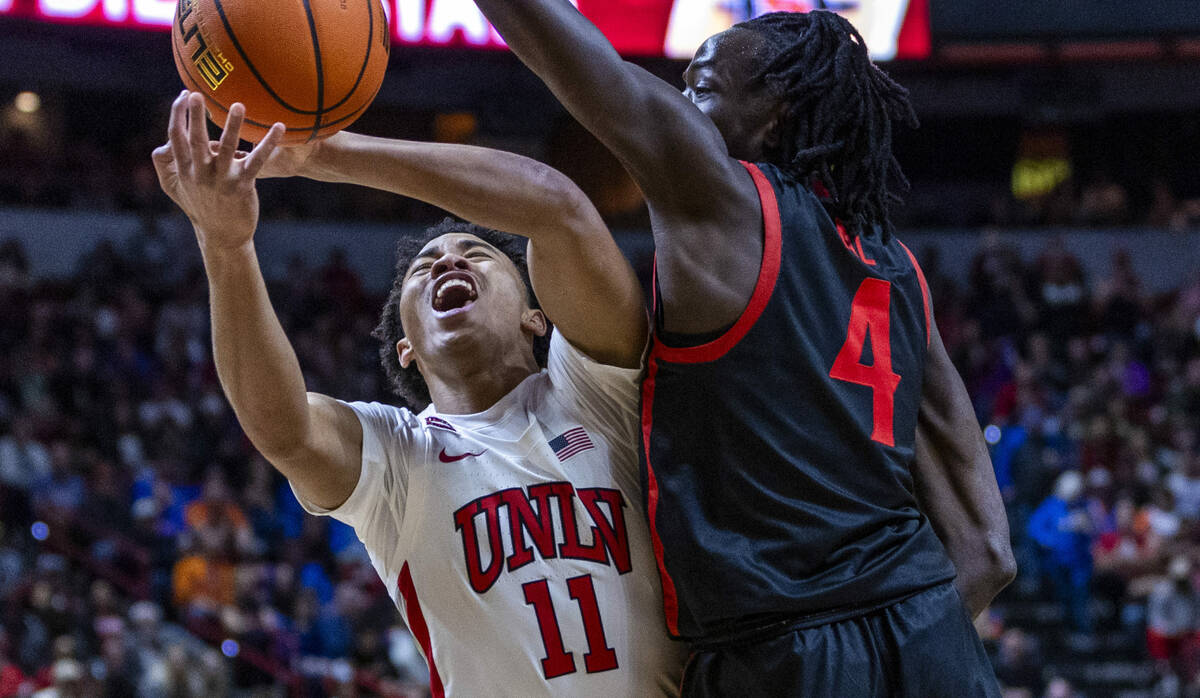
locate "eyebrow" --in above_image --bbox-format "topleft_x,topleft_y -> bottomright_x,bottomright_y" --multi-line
412,239 -> 495,265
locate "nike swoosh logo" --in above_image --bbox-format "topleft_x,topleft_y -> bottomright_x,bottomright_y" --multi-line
438,448 -> 487,463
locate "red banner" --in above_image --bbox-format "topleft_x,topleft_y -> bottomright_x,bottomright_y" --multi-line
0,0 -> 930,60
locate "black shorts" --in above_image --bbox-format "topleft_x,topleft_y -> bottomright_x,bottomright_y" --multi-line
680,582 -> 1001,698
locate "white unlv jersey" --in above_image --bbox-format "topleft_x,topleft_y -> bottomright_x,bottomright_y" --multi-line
295,331 -> 685,696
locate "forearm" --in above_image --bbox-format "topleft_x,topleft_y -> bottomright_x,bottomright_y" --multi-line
202,241 -> 311,461
914,324 -> 1017,617
915,420 -> 1016,618
304,133 -> 591,239
470,0 -> 632,120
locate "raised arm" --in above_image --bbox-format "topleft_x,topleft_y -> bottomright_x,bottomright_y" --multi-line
911,319 -> 1017,618
152,92 -> 362,511
468,0 -> 767,334
469,1 -> 741,212
266,131 -> 646,367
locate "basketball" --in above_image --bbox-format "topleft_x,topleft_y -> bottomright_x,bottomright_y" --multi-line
171,0 -> 389,144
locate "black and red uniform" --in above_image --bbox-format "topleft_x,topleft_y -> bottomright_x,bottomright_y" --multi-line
641,162 -> 999,695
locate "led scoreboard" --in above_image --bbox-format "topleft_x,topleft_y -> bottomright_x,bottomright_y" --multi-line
0,0 -> 931,61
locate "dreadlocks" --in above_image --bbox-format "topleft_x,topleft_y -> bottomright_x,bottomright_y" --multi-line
372,218 -> 550,411
735,10 -> 917,240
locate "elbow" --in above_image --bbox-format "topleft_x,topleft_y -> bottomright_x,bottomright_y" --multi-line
994,553 -> 1018,590
527,166 -> 603,239
986,532 -> 1018,590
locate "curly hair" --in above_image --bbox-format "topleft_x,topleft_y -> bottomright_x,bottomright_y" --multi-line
372,218 -> 550,411
735,10 -> 918,240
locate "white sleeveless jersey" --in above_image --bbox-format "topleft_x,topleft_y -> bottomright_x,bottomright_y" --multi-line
294,330 -> 685,696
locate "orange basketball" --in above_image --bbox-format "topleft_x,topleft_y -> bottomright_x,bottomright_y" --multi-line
171,0 -> 389,144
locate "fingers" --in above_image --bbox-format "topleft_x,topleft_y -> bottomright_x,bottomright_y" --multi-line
150,143 -> 173,180
214,103 -> 245,172
186,92 -> 211,162
151,141 -> 172,162
167,91 -> 193,173
241,123 -> 286,179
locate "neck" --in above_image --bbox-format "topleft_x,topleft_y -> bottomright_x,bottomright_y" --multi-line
422,346 -> 540,416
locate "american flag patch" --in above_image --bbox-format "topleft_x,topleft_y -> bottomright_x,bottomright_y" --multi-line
425,416 -> 457,433
548,427 -> 594,462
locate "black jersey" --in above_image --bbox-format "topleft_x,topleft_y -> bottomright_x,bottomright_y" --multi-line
640,162 -> 956,641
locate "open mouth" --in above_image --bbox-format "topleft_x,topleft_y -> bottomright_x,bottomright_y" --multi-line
431,272 -> 479,313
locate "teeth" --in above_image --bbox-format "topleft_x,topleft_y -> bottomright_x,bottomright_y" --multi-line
436,279 -> 473,299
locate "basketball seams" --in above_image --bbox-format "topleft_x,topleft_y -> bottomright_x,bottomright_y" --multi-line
209,0 -> 320,115
172,36 -> 276,132
315,0 -> 377,117
298,0 -> 324,142
177,29 -> 374,143
202,89 -> 376,137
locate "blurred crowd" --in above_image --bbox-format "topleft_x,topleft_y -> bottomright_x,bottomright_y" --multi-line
4,95 -> 1200,233
0,206 -> 1196,696
0,228 -> 430,697
927,235 -> 1200,696
897,172 -> 1200,232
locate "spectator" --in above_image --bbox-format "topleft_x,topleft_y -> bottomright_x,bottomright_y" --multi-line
1093,248 -> 1145,339
31,659 -> 84,698
1042,675 -> 1080,698
0,628 -> 28,698
183,467 -> 254,558
1032,238 -> 1088,341
1146,556 -> 1200,687
29,441 -> 84,518
1167,452 -> 1200,521
1028,471 -> 1095,631
0,416 -> 50,493
994,628 -> 1045,696
171,535 -> 236,617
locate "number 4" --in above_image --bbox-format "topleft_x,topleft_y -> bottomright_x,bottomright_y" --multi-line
829,278 -> 901,447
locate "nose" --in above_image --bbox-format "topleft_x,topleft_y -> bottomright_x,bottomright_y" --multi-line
431,253 -> 470,277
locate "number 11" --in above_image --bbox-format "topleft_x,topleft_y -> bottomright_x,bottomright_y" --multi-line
522,574 -> 619,680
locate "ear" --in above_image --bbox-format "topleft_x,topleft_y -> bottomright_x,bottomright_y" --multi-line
762,101 -> 788,151
521,309 -> 548,338
397,338 -> 416,369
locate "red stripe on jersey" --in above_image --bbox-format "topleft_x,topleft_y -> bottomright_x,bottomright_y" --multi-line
898,241 -> 932,348
652,161 -> 783,364
640,356 -> 680,636
398,562 -> 445,698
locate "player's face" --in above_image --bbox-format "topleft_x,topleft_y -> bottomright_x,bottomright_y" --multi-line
397,233 -> 536,366
683,28 -> 785,161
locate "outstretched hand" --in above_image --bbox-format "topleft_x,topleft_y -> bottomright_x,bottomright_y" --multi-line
151,90 -> 285,251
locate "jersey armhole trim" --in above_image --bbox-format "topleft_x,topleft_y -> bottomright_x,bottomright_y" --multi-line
898,240 -> 932,348
651,161 -> 783,364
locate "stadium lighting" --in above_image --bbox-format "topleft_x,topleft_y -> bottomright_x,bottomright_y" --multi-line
14,91 -> 40,114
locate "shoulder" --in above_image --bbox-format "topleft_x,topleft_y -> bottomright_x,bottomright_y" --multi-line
545,328 -> 643,424
338,400 -> 428,457
547,329 -> 643,391
341,400 -> 422,433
